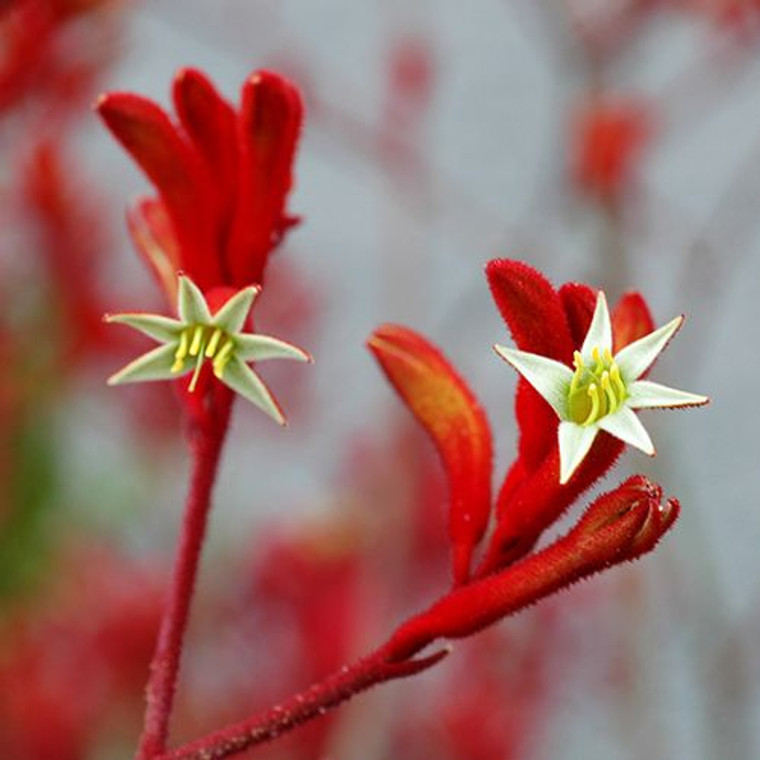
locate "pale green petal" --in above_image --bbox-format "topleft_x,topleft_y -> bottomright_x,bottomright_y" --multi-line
105,312 -> 183,343
614,315 -> 682,382
597,406 -> 655,455
627,380 -> 708,410
211,286 -> 259,334
558,421 -> 599,484
107,343 -> 183,385
177,275 -> 211,324
235,334 -> 311,363
580,291 -> 613,358
494,345 -> 572,418
221,356 -> 286,425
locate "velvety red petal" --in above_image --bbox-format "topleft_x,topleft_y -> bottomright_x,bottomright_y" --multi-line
558,282 -> 597,346
96,91 -> 220,289
368,325 -> 493,585
172,68 -> 238,246
486,260 -> 574,360
612,291 -> 655,351
487,259 -> 575,473
226,71 -> 303,286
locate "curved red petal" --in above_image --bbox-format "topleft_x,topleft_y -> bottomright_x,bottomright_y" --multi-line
97,91 -> 220,289
487,259 -> 575,473
558,281 -> 597,346
172,68 -> 238,242
126,197 -> 181,305
226,71 -> 303,286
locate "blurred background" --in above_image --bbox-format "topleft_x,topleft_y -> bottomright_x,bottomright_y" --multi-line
0,1 -> 758,758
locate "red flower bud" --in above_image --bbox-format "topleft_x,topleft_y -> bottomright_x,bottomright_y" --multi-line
368,325 -> 493,585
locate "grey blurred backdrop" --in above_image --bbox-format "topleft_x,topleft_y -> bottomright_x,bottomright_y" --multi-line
63,2 -> 760,758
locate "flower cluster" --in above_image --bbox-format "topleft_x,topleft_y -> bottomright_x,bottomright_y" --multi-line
98,64 -> 708,760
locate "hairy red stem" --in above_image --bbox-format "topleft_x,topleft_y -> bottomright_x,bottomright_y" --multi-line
137,391 -> 234,759
157,644 -> 447,760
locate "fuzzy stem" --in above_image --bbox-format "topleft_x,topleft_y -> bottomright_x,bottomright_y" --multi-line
156,643 -> 447,760
137,390 -> 234,759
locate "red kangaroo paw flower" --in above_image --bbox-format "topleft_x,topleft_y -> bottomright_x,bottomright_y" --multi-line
487,268 -> 661,571
388,477 -> 671,661
487,259 -> 575,471
98,69 -> 303,300
96,91 -> 221,289
368,325 -> 493,585
226,71 -> 303,286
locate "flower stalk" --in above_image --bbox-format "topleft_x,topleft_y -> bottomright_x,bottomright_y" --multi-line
137,388 -> 233,760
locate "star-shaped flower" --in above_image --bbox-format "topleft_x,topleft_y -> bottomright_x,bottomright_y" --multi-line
105,276 -> 311,425
494,291 -> 708,484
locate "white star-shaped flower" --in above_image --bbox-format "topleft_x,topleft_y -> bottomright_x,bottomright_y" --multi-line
106,276 -> 311,425
494,291 -> 708,484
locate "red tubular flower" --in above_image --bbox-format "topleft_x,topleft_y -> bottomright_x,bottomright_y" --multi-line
368,325 -> 493,586
482,259 -> 655,569
97,68 -> 303,303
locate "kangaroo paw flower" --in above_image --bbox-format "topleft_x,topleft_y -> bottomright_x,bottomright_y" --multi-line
495,290 -> 708,484
105,275 -> 311,425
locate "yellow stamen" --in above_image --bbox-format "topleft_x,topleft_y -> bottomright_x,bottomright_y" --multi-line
592,346 -> 604,372
601,371 -> 618,413
189,325 -> 205,356
603,347 -> 613,363
610,363 -> 626,399
188,350 -> 205,392
205,328 -> 223,358
583,383 -> 601,426
212,339 -> 235,379
573,351 -> 584,370
171,330 -> 189,373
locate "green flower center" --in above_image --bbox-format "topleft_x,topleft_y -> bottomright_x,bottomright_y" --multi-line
567,347 -> 627,426
171,324 -> 235,391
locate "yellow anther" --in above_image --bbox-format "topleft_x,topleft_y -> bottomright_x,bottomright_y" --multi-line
171,330 -> 189,373
189,325 -> 205,356
583,383 -> 601,426
610,363 -> 627,399
603,347 -> 613,363
205,328 -> 223,358
573,351 -> 584,370
212,339 -> 235,379
601,371 -> 618,413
